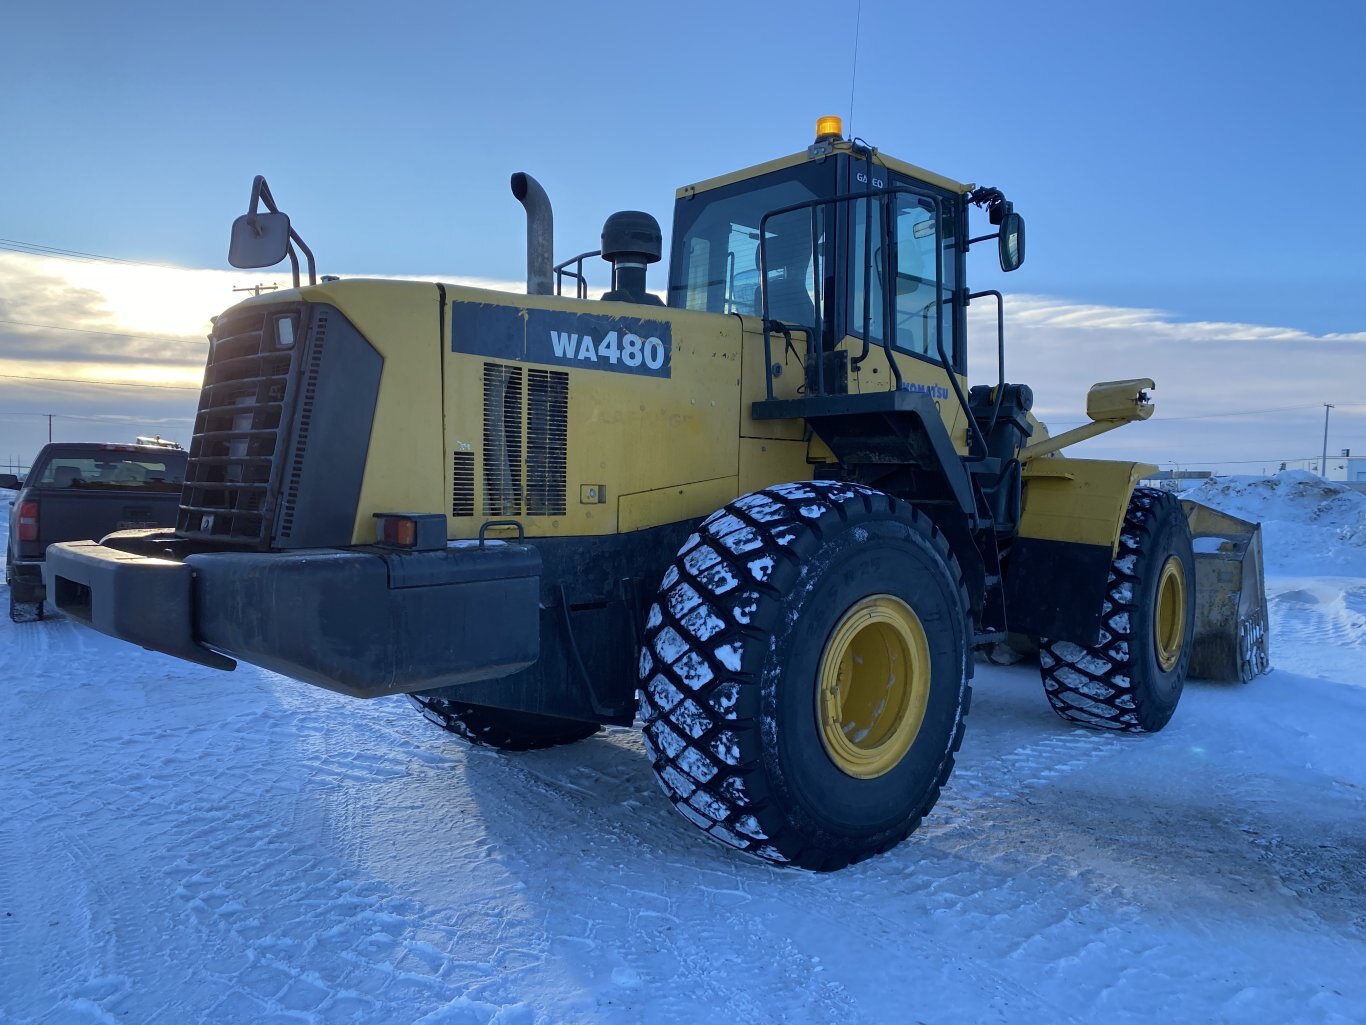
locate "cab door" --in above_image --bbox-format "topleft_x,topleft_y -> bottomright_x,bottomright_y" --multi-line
845,177 -> 968,452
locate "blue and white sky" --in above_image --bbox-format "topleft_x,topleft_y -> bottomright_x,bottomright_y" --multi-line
1,0 -> 1363,471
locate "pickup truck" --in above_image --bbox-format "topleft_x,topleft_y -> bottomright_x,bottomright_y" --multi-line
5,441 -> 187,622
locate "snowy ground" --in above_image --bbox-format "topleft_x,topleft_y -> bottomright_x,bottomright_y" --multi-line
2,475 -> 1364,1025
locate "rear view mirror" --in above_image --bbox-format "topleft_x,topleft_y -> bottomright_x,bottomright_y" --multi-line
999,210 -> 1025,272
0,473 -> 19,490
229,211 -> 292,269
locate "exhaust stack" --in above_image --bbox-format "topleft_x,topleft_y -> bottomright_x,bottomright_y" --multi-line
510,172 -> 554,296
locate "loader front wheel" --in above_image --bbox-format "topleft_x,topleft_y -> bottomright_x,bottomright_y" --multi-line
408,694 -> 600,751
1038,488 -> 1195,733
637,481 -> 971,871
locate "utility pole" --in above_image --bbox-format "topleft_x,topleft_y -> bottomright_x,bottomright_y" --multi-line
233,283 -> 278,297
47,413 -> 53,443
1321,403 -> 1334,478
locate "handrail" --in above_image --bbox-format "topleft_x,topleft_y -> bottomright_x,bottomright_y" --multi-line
553,250 -> 600,299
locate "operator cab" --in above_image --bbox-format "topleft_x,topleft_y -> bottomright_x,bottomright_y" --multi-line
666,117 -> 1024,395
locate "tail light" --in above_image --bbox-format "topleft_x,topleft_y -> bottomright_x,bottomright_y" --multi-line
18,501 -> 38,541
373,513 -> 446,551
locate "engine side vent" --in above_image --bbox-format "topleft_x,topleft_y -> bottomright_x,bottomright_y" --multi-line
525,369 -> 568,516
451,451 -> 475,517
482,362 -> 524,516
278,312 -> 328,540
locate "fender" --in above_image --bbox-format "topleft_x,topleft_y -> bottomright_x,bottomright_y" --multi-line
1004,457 -> 1155,644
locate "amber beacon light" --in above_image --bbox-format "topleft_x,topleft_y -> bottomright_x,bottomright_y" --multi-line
815,115 -> 844,141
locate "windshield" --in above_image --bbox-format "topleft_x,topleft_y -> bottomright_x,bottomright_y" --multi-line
30,450 -> 186,492
668,163 -> 833,323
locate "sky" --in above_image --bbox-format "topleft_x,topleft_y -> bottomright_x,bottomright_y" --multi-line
1,0 -> 1363,471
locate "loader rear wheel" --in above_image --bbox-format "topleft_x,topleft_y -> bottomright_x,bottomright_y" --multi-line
1038,488 -> 1195,733
637,481 -> 971,871
408,694 -> 600,751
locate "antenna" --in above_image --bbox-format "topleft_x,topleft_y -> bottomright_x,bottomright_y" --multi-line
848,0 -> 863,135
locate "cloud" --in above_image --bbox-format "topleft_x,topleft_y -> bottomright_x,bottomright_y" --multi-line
0,253 -> 534,463
968,294 -> 1366,471
1,252 -> 1359,475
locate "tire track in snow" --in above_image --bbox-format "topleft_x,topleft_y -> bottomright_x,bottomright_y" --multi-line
1,667 -> 537,1024
446,730 -> 864,1023
1,606 -> 96,664
448,723 -> 1113,1024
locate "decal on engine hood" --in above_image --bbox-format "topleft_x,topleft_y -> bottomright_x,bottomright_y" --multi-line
450,303 -> 672,379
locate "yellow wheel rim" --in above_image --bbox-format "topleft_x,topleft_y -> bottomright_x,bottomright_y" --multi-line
816,595 -> 931,779
1154,555 -> 1187,672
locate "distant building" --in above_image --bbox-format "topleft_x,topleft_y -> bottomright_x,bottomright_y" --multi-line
1282,449 -> 1366,483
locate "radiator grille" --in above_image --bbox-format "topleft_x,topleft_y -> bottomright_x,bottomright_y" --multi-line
482,363 -> 523,516
451,451 -> 475,517
480,362 -> 568,517
526,369 -> 568,516
178,306 -> 302,545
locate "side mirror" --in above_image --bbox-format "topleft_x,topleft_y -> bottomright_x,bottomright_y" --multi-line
228,211 -> 291,269
999,210 -> 1025,272
0,473 -> 18,490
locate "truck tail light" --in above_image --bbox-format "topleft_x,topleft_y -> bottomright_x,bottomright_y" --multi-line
18,501 -> 38,541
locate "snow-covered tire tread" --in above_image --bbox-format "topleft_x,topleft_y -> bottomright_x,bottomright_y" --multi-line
637,480 -> 972,871
1038,487 -> 1192,733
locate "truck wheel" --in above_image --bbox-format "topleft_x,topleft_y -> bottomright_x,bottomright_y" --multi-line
637,481 -> 972,871
408,694 -> 600,751
8,585 -> 44,623
1038,488 -> 1195,733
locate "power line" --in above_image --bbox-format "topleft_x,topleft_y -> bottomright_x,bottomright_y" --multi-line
1155,403 -> 1324,422
0,236 -> 176,269
1168,455 -> 1319,465
0,410 -> 193,424
1044,401 -> 1366,429
0,317 -> 204,344
0,371 -> 200,391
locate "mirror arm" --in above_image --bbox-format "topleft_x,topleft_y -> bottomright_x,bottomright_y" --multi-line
246,175 -> 267,217
967,231 -> 1000,247
289,229 -> 316,286
240,175 -> 315,287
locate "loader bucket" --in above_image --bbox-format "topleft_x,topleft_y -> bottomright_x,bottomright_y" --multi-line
1181,500 -> 1271,683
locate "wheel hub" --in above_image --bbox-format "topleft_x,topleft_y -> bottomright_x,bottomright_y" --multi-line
1153,555 -> 1187,672
816,595 -> 931,779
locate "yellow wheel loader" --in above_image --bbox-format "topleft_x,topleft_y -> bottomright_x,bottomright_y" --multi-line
45,118 -> 1268,870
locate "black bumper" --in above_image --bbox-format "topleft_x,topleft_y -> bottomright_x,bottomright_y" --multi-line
44,535 -> 542,698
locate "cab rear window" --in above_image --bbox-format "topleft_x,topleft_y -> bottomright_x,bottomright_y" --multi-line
29,451 -> 186,492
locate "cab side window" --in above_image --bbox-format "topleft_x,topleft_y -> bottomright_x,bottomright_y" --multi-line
849,185 -> 959,367
894,196 -> 943,358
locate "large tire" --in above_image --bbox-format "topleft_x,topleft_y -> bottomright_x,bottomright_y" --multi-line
637,481 -> 972,871
1038,487 -> 1195,733
408,694 -> 600,752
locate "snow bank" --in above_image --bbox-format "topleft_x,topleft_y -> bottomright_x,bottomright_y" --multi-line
1181,470 -> 1366,577
1179,471 -> 1366,686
